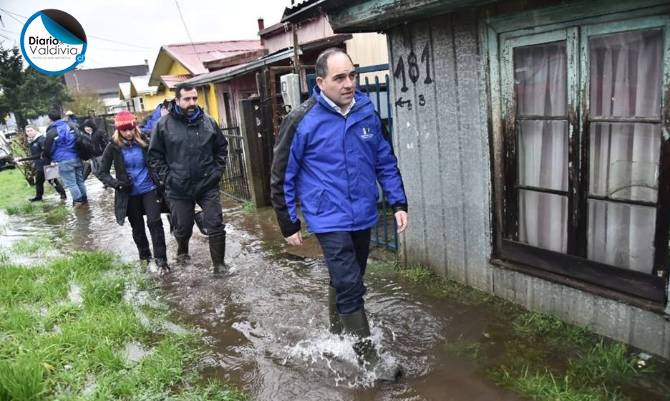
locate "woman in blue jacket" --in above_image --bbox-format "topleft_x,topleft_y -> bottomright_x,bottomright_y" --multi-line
97,111 -> 169,274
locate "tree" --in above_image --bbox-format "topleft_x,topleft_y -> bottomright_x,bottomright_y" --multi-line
0,45 -> 71,129
64,88 -> 106,117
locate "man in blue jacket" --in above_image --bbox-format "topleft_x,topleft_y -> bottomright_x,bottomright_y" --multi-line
271,48 -> 408,382
44,110 -> 88,207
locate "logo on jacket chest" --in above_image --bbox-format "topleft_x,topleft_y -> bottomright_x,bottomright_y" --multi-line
360,127 -> 374,140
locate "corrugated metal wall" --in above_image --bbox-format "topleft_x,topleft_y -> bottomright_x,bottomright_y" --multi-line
388,11 -> 493,291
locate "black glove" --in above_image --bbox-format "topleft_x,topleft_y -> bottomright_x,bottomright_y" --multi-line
116,183 -> 130,192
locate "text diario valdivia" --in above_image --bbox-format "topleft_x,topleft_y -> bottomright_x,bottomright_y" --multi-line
28,36 -> 78,55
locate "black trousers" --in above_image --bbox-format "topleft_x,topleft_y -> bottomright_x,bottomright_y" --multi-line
34,167 -> 66,199
126,189 -> 167,261
316,230 -> 372,315
169,187 -> 225,241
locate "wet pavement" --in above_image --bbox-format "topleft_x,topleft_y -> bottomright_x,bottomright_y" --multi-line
0,179 -> 528,401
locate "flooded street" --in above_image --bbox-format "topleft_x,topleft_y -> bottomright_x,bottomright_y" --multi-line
1,179 -> 529,401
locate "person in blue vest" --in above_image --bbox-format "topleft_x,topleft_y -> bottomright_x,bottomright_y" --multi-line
271,48 -> 408,382
43,110 -> 88,207
18,125 -> 67,202
96,111 -> 169,274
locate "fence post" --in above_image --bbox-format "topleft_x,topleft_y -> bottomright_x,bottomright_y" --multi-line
239,99 -> 271,207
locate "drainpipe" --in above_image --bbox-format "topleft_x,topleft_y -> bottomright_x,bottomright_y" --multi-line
291,23 -> 300,75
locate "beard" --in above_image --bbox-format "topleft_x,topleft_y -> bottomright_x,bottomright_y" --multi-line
184,106 -> 196,116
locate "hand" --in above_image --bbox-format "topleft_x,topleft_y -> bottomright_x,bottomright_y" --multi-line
116,183 -> 130,192
394,211 -> 408,233
285,231 -> 303,246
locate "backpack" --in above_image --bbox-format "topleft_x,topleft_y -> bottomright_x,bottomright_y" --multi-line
75,132 -> 95,161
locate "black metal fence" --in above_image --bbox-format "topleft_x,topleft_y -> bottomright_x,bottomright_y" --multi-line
220,127 -> 251,202
359,66 -> 399,252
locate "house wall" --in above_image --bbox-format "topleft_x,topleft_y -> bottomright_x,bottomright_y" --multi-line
346,32 -> 389,82
168,61 -> 189,76
386,9 -> 670,358
142,93 -> 165,111
263,17 -> 334,54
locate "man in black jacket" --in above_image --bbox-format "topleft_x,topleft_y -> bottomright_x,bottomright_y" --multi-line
148,84 -> 228,273
19,125 -> 67,202
80,119 -> 109,179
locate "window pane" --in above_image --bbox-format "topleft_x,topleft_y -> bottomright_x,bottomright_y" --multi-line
519,120 -> 568,191
587,200 -> 655,273
589,123 -> 660,203
519,190 -> 567,253
589,29 -> 663,118
514,42 -> 567,116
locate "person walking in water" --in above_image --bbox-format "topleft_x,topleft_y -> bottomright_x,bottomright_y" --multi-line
271,48 -> 408,382
19,125 -> 67,202
148,84 -> 228,273
43,109 -> 88,207
97,111 -> 169,274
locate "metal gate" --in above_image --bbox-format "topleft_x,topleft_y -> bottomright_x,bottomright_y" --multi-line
220,127 -> 251,202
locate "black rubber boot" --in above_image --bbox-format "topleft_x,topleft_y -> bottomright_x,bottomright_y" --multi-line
176,237 -> 190,264
208,233 -> 226,274
340,308 -> 402,383
156,258 -> 170,276
328,287 -> 343,334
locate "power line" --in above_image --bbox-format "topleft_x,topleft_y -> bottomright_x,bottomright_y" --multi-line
0,7 -> 154,50
88,35 -> 154,50
174,0 -> 203,65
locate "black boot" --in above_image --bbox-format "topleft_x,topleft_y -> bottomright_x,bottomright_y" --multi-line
176,237 -> 190,264
328,287 -> 343,334
340,308 -> 402,383
156,257 -> 170,276
208,232 -> 226,274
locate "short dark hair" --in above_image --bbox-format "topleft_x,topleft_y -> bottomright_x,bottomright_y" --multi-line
48,109 -> 61,122
315,48 -> 353,78
175,84 -> 196,99
81,119 -> 97,131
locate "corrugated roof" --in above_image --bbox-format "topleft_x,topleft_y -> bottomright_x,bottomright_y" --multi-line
160,74 -> 191,90
64,64 -> 149,95
183,48 -> 296,86
149,40 -> 263,86
162,40 -> 264,74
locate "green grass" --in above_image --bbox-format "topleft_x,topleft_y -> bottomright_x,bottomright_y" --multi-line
12,237 -> 52,255
0,169 -> 34,211
241,201 -> 256,213
0,250 -> 247,401
368,260 -> 667,401
45,205 -> 69,225
394,264 -> 498,305
499,368 -> 627,401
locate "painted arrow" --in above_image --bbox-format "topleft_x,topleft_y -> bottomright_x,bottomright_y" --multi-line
395,98 -> 412,108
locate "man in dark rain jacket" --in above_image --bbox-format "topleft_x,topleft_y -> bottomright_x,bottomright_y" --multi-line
271,48 -> 408,382
148,84 -> 228,273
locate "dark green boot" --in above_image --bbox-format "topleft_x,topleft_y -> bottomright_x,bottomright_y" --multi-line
176,237 -> 190,264
340,308 -> 402,383
328,287 -> 343,334
208,233 -> 226,274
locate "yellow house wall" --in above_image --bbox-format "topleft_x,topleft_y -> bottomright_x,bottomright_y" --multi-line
167,61 -> 190,76
206,83 -> 219,124
142,93 -> 165,110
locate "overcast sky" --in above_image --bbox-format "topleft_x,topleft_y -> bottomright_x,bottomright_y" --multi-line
0,0 -> 293,70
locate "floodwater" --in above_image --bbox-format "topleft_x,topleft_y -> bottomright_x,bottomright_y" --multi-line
5,178 -> 666,401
